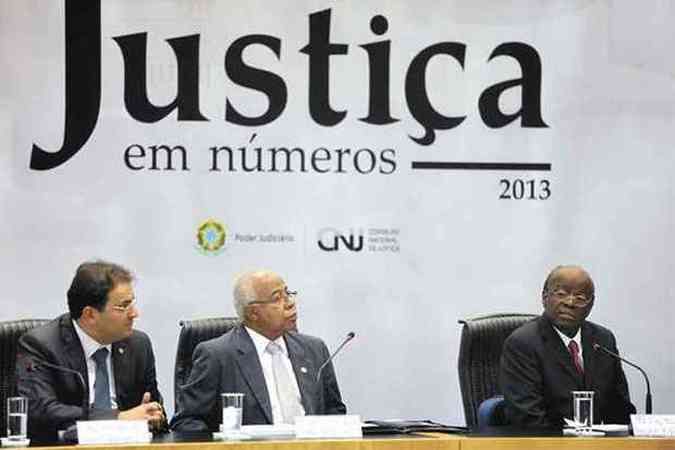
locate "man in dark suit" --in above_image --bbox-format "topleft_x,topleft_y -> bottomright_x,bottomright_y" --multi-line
16,261 -> 166,442
499,265 -> 636,428
171,270 -> 346,431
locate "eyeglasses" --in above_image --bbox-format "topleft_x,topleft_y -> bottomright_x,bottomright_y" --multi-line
110,299 -> 137,314
249,287 -> 298,306
548,289 -> 592,307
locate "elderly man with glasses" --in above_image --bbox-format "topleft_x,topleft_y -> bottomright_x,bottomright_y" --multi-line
171,270 -> 346,431
16,260 -> 166,443
499,265 -> 636,428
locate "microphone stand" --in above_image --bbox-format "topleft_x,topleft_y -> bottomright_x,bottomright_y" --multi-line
593,343 -> 652,414
316,332 -> 355,382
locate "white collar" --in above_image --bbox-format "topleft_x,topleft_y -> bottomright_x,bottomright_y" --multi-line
552,323 -> 582,349
245,326 -> 288,356
72,319 -> 111,359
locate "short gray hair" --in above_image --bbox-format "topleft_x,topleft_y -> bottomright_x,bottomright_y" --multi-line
232,271 -> 263,319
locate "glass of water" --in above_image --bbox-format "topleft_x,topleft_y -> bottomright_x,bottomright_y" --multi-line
572,391 -> 594,428
7,397 -> 27,440
221,393 -> 244,434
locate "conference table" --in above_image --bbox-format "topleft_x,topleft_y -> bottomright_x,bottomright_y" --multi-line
29,431 -> 675,450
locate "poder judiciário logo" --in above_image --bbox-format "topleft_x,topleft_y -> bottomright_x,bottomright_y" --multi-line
196,219 -> 227,255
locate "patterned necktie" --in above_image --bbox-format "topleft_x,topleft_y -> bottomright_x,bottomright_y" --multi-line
91,347 -> 111,409
568,340 -> 584,375
266,342 -> 304,424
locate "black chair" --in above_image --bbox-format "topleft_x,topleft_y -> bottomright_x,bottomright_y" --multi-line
457,313 -> 537,429
173,317 -> 240,410
0,319 -> 50,437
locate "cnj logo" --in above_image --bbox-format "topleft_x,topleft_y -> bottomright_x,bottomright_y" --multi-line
196,219 -> 227,255
317,228 -> 364,252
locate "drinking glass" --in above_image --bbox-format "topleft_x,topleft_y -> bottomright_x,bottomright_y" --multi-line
6,397 -> 27,441
572,391 -> 594,428
221,393 -> 244,433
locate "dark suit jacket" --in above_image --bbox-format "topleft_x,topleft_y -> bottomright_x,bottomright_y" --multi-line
15,314 -> 164,443
171,325 -> 346,431
499,315 -> 636,428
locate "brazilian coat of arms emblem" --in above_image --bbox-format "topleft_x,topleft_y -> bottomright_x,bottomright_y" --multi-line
196,219 -> 227,255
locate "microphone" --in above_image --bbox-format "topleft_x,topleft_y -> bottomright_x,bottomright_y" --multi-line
593,343 -> 652,414
26,358 -> 89,420
316,332 -> 355,382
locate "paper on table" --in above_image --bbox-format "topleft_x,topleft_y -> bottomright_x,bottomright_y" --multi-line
241,424 -> 296,438
295,415 -> 362,439
76,420 -> 151,445
213,424 -> 295,441
564,418 -> 587,428
632,414 -> 675,437
562,428 -> 605,437
592,424 -> 629,432
564,418 -> 629,431
0,437 -> 31,448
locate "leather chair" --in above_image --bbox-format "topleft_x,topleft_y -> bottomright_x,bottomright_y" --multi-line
457,313 -> 537,429
173,317 -> 240,410
0,319 -> 50,436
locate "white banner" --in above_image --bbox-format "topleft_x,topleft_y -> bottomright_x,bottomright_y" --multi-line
1,0 -> 673,423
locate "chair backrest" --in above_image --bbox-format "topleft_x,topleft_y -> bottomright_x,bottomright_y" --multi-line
457,313 -> 537,429
173,317 -> 240,410
0,319 -> 50,436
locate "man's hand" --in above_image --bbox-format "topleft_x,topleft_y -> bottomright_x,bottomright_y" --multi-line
118,392 -> 165,430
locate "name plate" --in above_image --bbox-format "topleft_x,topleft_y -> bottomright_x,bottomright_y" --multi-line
76,420 -> 151,444
631,414 -> 675,437
295,415 -> 362,439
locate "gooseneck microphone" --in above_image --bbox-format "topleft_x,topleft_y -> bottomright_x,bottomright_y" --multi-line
316,332 -> 355,382
26,359 -> 89,420
593,343 -> 652,414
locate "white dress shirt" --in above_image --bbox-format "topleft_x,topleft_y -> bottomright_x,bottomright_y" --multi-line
552,324 -> 584,369
72,320 -> 118,408
245,326 -> 305,424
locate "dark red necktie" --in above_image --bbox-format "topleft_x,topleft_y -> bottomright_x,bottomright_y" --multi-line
568,340 -> 584,375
